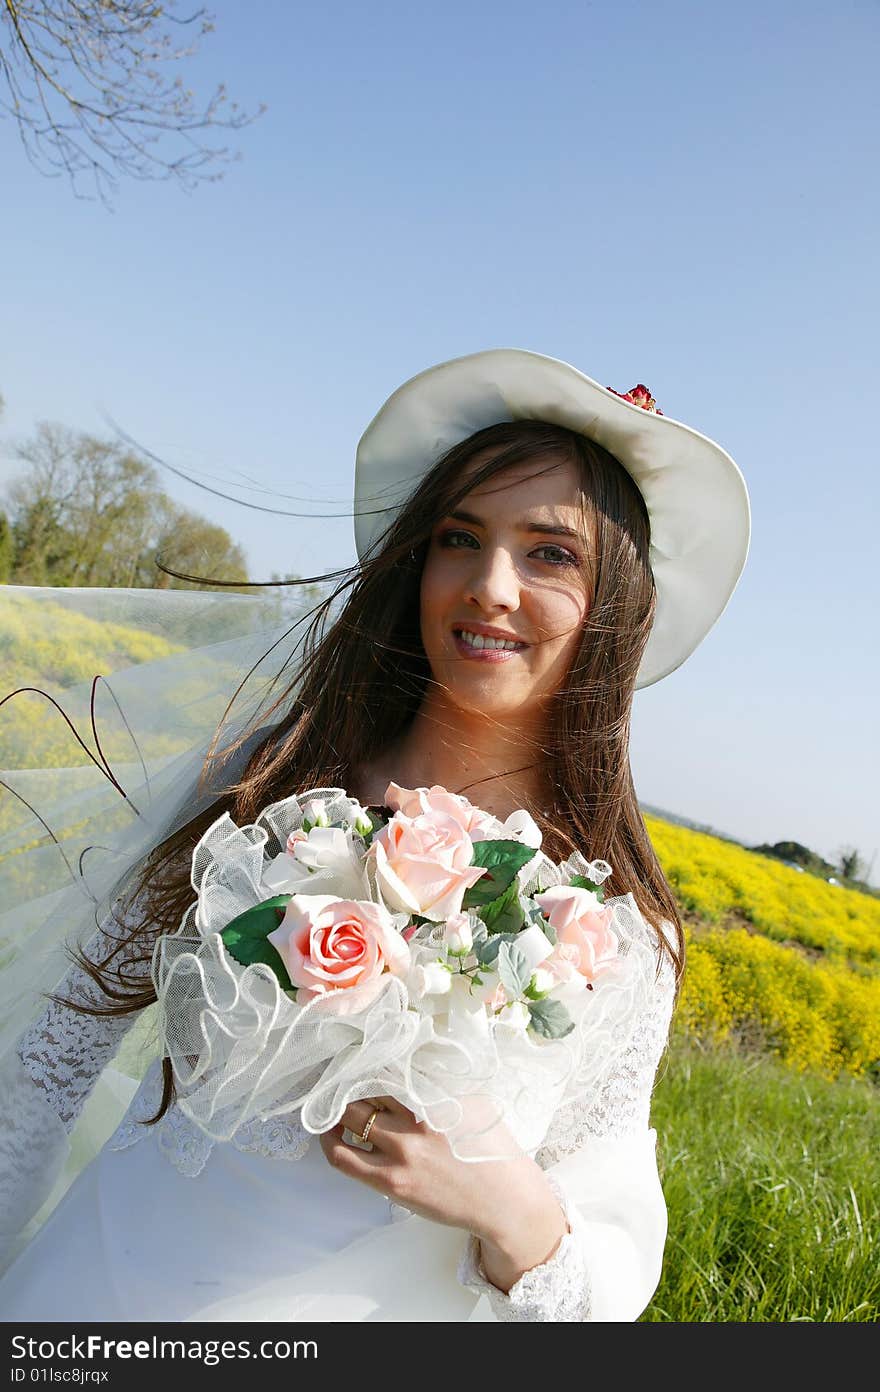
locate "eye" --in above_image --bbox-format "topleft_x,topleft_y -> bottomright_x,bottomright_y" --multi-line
437,526 -> 582,565
532,544 -> 579,567
437,528 -> 479,549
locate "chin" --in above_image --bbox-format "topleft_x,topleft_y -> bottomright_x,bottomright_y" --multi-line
440,678 -> 545,724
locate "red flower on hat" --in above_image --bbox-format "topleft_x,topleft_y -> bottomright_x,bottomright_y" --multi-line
607,384 -> 664,415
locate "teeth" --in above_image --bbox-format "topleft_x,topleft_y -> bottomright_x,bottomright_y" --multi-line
456,629 -> 521,651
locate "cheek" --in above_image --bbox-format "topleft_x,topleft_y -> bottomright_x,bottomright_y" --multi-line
419,555 -> 456,633
531,586 -> 589,656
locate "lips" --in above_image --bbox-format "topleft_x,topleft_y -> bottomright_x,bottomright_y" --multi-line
453,629 -> 523,659
451,626 -> 526,645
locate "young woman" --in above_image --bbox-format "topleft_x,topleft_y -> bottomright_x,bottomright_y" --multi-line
0,349 -> 750,1321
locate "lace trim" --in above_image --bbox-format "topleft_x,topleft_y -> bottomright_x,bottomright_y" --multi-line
105,1059 -> 415,1224
17,890 -> 155,1134
106,1059 -> 314,1177
105,1061 -> 425,1249
456,1171 -> 592,1321
0,1050 -> 71,1266
534,948 -> 676,1165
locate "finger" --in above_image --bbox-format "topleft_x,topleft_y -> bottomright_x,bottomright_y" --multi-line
323,1124 -> 400,1187
341,1099 -> 406,1139
371,1093 -> 422,1122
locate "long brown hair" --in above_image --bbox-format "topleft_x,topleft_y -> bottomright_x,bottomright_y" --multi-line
57,420 -> 684,1122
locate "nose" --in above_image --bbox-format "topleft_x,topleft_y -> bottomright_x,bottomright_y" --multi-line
463,544 -> 520,614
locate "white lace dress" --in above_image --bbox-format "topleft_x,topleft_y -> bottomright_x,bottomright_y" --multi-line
0,897 -> 676,1323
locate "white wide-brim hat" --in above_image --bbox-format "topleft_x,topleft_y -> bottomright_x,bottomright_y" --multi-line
354,348 -> 750,690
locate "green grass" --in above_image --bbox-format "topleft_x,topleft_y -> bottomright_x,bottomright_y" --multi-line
643,1033 -> 879,1322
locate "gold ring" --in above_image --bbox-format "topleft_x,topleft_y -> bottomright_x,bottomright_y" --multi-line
360,1106 -> 381,1145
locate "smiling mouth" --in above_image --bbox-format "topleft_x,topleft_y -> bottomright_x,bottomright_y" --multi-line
452,627 -> 528,653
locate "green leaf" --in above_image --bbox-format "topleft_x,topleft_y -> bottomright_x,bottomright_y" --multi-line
470,918 -> 489,947
527,998 -> 575,1039
523,973 -> 550,1001
360,809 -> 387,846
220,894 -> 293,991
497,941 -> 531,999
474,932 -> 521,968
479,879 -> 526,935
525,899 -> 557,945
462,840 -> 535,908
569,875 -> 604,902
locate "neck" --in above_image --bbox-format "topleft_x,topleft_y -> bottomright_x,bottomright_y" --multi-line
373,688 -> 556,820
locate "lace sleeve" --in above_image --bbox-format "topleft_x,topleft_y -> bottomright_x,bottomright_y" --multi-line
457,929 -> 676,1322
15,888 -> 155,1132
0,887 -> 154,1269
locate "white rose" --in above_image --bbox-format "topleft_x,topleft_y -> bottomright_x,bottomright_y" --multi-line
409,961 -> 453,998
262,826 -> 368,900
302,798 -> 329,828
341,797 -> 374,837
530,967 -> 555,996
292,827 -> 348,872
444,912 -> 473,955
496,1000 -> 531,1033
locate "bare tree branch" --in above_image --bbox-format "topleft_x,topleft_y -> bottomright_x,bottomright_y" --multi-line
0,1 -> 265,203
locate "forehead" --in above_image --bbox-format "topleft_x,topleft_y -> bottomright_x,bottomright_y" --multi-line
457,450 -> 585,515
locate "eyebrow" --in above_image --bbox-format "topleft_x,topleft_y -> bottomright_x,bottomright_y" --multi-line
447,508 -> 584,542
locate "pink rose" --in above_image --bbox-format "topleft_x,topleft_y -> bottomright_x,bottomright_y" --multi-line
384,782 -> 542,850
541,944 -> 588,997
267,894 -> 410,1006
369,808 -> 487,921
534,886 -> 619,983
384,782 -> 498,840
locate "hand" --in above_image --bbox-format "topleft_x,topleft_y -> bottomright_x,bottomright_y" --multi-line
318,1095 -> 570,1288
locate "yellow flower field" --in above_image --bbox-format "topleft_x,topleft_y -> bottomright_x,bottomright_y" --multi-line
645,817 -> 880,1082
0,596 -> 183,772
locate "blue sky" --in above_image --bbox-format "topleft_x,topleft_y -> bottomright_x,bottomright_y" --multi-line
1,0 -> 877,881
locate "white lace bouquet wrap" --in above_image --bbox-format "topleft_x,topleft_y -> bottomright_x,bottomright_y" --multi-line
153,785 -> 661,1163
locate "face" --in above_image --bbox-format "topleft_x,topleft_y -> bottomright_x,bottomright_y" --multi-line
419,453 -> 592,723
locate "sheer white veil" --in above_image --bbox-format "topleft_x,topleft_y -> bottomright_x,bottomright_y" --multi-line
0,583 -> 313,1067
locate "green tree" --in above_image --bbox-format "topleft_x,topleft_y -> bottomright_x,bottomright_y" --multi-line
152,500 -> 249,592
0,511 -> 13,583
837,846 -> 866,883
10,493 -> 71,584
3,421 -> 250,591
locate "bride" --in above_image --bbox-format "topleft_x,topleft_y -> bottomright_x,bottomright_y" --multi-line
0,349 -> 750,1322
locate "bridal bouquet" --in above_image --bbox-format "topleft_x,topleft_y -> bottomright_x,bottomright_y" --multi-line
154,783 -> 658,1162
